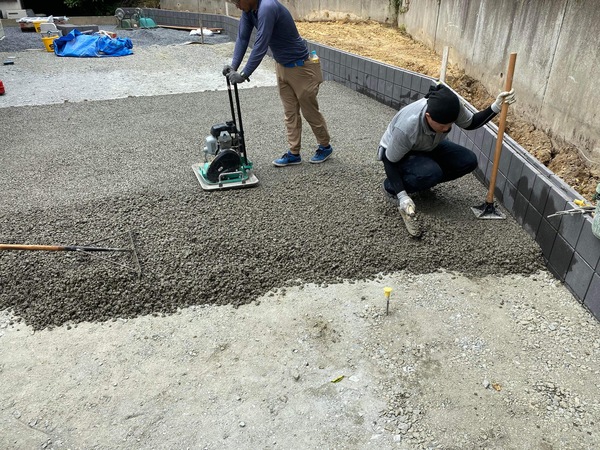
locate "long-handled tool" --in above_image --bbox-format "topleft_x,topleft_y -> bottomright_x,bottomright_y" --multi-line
0,230 -> 141,278
191,71 -> 259,191
471,52 -> 517,219
547,206 -> 595,218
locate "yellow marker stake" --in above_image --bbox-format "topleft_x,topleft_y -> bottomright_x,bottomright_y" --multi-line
384,287 -> 392,315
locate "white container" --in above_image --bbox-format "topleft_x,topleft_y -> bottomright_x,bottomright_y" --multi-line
6,10 -> 27,19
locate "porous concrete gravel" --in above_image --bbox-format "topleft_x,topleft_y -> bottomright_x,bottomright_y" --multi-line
0,84 -> 545,329
1,28 -> 600,450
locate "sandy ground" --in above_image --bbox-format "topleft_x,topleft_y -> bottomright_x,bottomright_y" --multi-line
1,28 -> 600,450
0,273 -> 600,449
2,272 -> 600,449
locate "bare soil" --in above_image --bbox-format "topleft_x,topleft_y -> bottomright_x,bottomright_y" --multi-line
296,20 -> 600,202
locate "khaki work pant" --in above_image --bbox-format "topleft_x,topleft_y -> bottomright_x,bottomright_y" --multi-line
276,60 -> 330,154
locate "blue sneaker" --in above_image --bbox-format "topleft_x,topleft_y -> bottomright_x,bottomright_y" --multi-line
309,144 -> 333,164
273,151 -> 302,167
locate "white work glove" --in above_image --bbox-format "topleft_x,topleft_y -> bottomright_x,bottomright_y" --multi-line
492,88 -> 516,113
397,190 -> 415,216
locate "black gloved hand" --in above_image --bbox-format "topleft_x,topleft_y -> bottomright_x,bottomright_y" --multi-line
222,64 -> 234,76
227,70 -> 248,85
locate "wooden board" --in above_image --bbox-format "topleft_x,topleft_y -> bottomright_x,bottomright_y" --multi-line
158,25 -> 223,34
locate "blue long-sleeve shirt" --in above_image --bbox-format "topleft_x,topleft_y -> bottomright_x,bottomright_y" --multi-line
231,0 -> 308,77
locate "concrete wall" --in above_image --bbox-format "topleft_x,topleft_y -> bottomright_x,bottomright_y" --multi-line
281,0 -> 393,22
0,16 -> 116,27
69,16 -> 117,25
400,0 -> 600,160
160,1 -> 230,15
161,0 -> 392,22
543,0 -> 599,156
160,0 -> 600,160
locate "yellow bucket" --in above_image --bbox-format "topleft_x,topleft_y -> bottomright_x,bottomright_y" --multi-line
33,20 -> 45,33
41,33 -> 59,52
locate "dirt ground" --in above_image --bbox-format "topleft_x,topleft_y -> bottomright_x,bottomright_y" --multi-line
296,20 -> 600,202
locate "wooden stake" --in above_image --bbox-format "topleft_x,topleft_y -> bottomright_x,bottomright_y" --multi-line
440,46 -> 449,83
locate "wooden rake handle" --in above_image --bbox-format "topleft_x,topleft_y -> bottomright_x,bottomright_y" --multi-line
0,244 -> 131,252
486,52 -> 517,204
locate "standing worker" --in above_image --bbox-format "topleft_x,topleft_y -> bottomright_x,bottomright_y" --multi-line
379,83 -> 515,236
223,0 -> 334,166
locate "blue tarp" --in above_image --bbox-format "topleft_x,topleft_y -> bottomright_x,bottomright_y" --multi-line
54,30 -> 133,57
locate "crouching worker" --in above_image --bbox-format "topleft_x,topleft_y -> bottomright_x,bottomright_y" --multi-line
378,83 -> 515,237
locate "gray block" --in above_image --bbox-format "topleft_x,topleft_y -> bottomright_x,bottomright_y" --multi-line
57,24 -> 100,34
565,253 -> 594,301
548,234 -> 574,281
584,274 -> 600,316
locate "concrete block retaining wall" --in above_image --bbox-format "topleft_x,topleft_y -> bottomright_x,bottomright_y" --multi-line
145,8 -> 600,319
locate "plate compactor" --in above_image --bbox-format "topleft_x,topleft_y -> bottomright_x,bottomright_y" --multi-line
192,74 -> 259,191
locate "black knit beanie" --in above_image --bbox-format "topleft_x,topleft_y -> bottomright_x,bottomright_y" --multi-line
425,84 -> 460,124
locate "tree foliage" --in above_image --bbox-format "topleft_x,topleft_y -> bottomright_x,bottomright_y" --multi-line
62,0 -> 159,16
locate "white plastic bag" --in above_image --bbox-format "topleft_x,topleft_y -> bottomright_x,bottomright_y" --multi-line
189,28 -> 213,36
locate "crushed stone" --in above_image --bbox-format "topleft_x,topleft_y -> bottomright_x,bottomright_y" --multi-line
1,75 -> 545,329
1,26 -> 599,450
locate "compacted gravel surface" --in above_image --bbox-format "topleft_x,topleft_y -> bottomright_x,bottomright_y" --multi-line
0,82 -> 545,329
2,24 -> 599,450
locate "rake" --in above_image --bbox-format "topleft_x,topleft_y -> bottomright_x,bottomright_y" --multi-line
0,230 -> 141,279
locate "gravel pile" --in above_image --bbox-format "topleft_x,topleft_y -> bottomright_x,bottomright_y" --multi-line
0,35 -> 546,330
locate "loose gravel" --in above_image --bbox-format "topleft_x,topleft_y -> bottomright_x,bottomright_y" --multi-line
0,81 -> 545,330
1,25 -> 545,330
2,24 -> 600,450
0,24 -> 553,331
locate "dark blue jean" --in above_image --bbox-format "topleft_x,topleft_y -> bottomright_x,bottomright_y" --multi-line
385,140 -> 478,194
